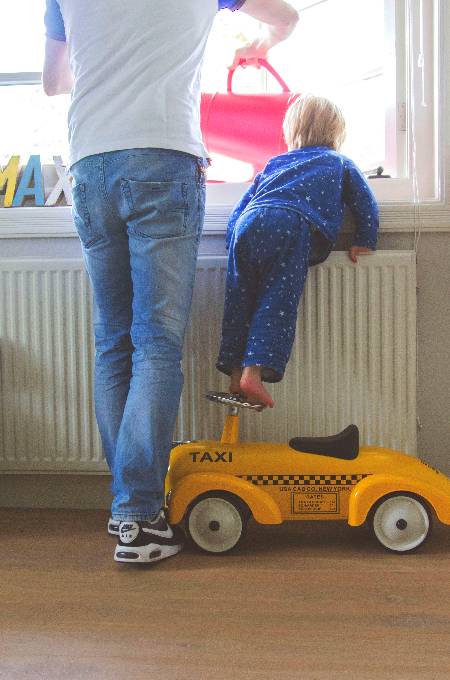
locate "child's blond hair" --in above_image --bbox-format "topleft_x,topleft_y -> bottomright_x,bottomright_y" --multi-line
283,94 -> 346,151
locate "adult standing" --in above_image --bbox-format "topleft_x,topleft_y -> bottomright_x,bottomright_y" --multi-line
43,0 -> 299,564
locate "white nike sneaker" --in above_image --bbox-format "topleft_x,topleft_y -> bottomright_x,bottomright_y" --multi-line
114,510 -> 184,564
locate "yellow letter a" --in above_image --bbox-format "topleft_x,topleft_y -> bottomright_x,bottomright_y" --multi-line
0,156 -> 20,208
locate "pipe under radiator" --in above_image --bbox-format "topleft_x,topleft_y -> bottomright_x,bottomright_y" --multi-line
0,252 -> 416,472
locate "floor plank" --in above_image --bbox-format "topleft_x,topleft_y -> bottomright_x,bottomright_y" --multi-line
1,509 -> 449,680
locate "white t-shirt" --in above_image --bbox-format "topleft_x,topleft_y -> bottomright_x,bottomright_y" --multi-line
45,1 -> 245,167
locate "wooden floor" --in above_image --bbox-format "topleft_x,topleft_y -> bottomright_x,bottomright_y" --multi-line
1,510 -> 450,680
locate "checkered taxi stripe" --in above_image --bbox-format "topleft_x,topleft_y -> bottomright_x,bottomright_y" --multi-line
238,474 -> 369,486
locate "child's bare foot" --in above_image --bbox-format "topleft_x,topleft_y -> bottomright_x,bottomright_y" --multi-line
240,366 -> 274,408
229,367 -> 243,395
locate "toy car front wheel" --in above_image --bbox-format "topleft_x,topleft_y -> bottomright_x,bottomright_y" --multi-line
186,493 -> 248,554
371,493 -> 432,553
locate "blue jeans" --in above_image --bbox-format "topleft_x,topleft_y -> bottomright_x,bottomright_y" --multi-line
71,148 -> 206,520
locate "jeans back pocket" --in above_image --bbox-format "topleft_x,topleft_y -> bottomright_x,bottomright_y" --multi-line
121,179 -> 188,239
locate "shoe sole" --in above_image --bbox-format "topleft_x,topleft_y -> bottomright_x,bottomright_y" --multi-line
114,542 -> 182,564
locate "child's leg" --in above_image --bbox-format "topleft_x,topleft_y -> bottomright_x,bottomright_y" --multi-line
241,211 -> 312,397
216,212 -> 260,382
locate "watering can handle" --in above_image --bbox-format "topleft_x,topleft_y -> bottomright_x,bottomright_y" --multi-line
227,58 -> 290,93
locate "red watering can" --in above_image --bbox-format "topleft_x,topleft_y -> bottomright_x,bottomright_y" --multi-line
200,59 -> 300,178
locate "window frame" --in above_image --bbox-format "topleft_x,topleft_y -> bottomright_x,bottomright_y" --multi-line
0,0 -> 449,238
0,73 -> 41,86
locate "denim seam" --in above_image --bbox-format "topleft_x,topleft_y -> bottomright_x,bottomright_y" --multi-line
181,182 -> 188,230
99,154 -> 119,223
196,182 -> 205,243
72,182 -> 103,249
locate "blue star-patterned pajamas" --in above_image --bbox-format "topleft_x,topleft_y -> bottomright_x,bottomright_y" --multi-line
217,207 -> 312,382
216,145 -> 379,382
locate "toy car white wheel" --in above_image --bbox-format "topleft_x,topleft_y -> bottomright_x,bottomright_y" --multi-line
186,494 -> 247,554
372,494 -> 431,553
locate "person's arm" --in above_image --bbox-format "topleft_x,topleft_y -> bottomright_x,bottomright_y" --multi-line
228,0 -> 299,68
342,160 -> 379,262
43,38 -> 73,95
42,0 -> 73,96
226,172 -> 262,248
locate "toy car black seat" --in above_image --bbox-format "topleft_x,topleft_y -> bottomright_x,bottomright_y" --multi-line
289,425 -> 359,460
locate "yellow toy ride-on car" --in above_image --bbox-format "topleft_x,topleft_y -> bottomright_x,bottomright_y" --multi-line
166,392 -> 450,554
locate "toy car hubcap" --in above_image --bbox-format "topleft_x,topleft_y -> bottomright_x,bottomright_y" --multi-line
373,495 -> 429,552
188,497 -> 243,553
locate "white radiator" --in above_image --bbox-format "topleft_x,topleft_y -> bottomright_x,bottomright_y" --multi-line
0,252 -> 416,473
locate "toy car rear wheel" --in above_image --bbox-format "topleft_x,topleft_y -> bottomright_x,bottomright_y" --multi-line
371,493 -> 432,553
186,493 -> 248,554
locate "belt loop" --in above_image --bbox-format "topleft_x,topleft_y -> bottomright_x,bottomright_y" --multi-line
196,157 -> 210,184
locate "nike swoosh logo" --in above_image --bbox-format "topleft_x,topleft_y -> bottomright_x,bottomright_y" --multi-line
142,527 -> 173,538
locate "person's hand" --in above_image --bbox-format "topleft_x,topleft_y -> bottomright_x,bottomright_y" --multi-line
348,246 -> 373,263
228,39 -> 269,70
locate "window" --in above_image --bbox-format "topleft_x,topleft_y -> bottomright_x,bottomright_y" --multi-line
0,0 -> 69,164
203,0 -> 440,207
0,0 -> 447,234
204,0 -> 391,181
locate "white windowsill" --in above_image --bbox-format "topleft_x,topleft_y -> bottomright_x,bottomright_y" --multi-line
0,194 -> 449,239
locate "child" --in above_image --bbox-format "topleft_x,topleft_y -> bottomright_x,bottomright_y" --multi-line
216,94 -> 379,408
